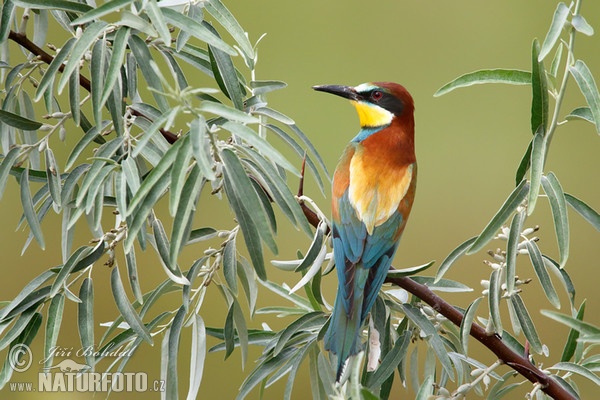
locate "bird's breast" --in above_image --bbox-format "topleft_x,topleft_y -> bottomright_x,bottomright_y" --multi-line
347,148 -> 415,235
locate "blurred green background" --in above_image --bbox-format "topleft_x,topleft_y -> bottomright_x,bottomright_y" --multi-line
1,0 -> 600,398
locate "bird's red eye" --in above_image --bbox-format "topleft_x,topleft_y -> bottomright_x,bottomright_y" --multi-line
371,91 -> 383,102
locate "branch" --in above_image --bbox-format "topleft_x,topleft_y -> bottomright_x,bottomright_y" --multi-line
8,30 -> 179,144
294,166 -> 574,399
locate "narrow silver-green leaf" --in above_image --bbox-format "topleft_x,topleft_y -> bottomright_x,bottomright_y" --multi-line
144,0 -> 171,45
161,7 -> 236,55
525,239 -> 560,308
34,37 -> 76,102
19,169 -> 45,249
208,44 -> 244,111
565,193 -> 600,231
223,239 -> 238,295
550,43 -> 563,78
49,246 -> 88,298
572,15 -> 594,36
190,116 -> 216,180
221,148 -> 277,254
125,248 -> 143,305
510,294 -> 542,354
570,60 -> 600,133
489,269 -> 502,333
13,0 -> 92,13
169,137 -> 193,217
78,277 -> 94,368
69,68 -> 81,126
435,236 -> 477,282
460,296 -> 483,355
434,69 -> 531,97
128,35 -> 169,112
559,301 -> 585,362
527,128 -> 546,216
253,107 -> 295,125
0,146 -> 21,201
506,211 -> 525,294
531,39 -> 549,134
100,26 -> 130,108
169,165 -> 203,269
44,293 -> 65,369
541,173 -> 569,267
204,0 -> 254,63
91,39 -> 105,126
367,331 -> 410,390
127,136 -> 184,216
250,80 -> 287,95
0,0 -> 14,43
222,121 -> 298,175
152,218 -> 189,285
538,2 -> 570,61
110,267 -> 152,344
468,180 -> 528,254
57,21 -> 107,94
565,106 -> 594,123
44,148 -> 61,208
541,308 -> 600,336
186,314 -> 206,400
166,305 -> 186,400
198,101 -> 259,124
70,0 -> 133,25
550,362 -> 600,386
0,269 -> 54,321
0,110 -> 42,131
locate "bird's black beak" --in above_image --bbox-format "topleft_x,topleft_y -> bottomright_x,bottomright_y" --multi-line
312,85 -> 359,101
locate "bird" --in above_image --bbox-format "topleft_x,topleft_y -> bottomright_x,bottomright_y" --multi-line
313,82 -> 417,382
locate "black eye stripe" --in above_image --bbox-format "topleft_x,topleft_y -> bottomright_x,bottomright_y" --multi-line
363,90 -> 404,116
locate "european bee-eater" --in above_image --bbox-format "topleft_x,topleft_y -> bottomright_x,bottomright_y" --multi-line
313,82 -> 416,381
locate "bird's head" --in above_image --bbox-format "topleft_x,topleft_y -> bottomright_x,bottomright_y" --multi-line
313,82 -> 414,130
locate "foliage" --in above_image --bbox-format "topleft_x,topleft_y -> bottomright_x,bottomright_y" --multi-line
0,0 -> 599,399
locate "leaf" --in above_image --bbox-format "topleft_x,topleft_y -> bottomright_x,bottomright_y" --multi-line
34,37 -> 76,102
0,270 -> 54,321
187,227 -> 217,244
44,148 -> 61,208
387,261 -> 435,277
145,0 -> 171,45
565,193 -> 600,231
189,116 -> 216,180
198,100 -> 259,124
541,173 -> 569,267
489,269 -> 502,333
293,222 -> 325,272
221,148 -> 277,254
78,278 -> 94,368
223,239 -> 238,295
169,131 -> 193,217
43,293 -> 64,370
110,267 -> 153,344
152,218 -> 189,285
161,7 -> 236,55
505,211 -> 525,294
187,314 -> 206,400
525,239 -> 560,308
434,69 -> 531,97
560,301 -> 585,362
100,26 -> 130,108
165,305 -> 186,400
572,15 -> 594,36
12,0 -> 92,13
250,80 -> 287,95
57,21 -> 107,94
222,121 -> 299,175
538,2 -> 570,61
126,136 -> 184,217
0,110 -> 42,131
570,60 -> 600,133
410,277 -> 472,292
435,236 -> 477,282
531,39 -> 549,134
527,128 -> 545,217
509,294 -> 542,354
289,244 -> 327,295
541,308 -> 600,336
170,165 -> 204,269
468,180 -> 528,254
0,0 -> 14,43
253,107 -> 295,125
566,106 -> 594,123
0,146 -> 21,200
19,169 -> 45,249
208,42 -> 244,110
515,140 -> 532,187
414,371 -> 434,400
460,296 -> 483,355
204,0 -> 254,64
128,35 -> 169,112
549,362 -> 600,386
